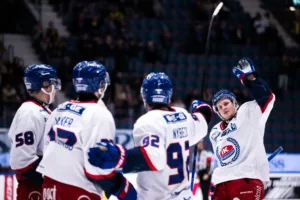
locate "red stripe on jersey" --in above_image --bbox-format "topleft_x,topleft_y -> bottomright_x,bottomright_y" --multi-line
139,146 -> 157,171
14,159 -> 37,173
69,99 -> 97,104
261,93 -> 274,113
84,168 -> 116,180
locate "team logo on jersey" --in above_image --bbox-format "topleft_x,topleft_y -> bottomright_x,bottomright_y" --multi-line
43,186 -> 56,200
78,195 -> 91,200
28,191 -> 42,200
216,137 -> 240,166
57,103 -> 86,115
163,112 -> 187,123
221,123 -> 237,137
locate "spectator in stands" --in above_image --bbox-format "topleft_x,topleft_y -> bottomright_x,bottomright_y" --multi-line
190,0 -> 209,21
115,39 -> 129,73
203,88 -> 212,103
2,83 -> 21,106
144,41 -> 161,63
0,42 -> 9,62
160,28 -> 173,63
46,21 -> 59,44
278,55 -> 290,91
153,0 -> 165,19
78,33 -> 94,60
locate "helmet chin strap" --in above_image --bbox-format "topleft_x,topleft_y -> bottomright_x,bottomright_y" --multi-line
41,85 -> 55,104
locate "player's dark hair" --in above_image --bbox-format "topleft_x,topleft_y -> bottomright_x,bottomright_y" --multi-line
148,103 -> 173,111
76,93 -> 98,102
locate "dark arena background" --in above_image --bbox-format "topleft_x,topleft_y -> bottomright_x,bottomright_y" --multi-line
0,0 -> 300,199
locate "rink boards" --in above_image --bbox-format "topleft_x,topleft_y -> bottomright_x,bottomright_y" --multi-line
0,173 -> 300,200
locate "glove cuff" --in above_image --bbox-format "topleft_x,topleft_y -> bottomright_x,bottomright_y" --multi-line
114,176 -> 137,200
114,144 -> 127,169
193,104 -> 213,124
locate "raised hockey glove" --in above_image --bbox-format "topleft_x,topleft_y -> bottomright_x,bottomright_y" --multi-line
191,100 -> 213,124
88,141 -> 127,170
232,58 -> 257,84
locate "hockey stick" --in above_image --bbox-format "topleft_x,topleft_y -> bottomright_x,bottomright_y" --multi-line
191,2 -> 224,191
268,146 -> 283,161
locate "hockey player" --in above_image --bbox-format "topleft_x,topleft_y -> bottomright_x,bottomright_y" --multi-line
8,64 -> 61,200
209,58 -> 275,200
88,72 -> 213,200
36,61 -> 136,200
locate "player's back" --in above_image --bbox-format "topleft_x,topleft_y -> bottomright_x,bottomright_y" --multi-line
37,100 -> 115,197
134,107 -> 195,200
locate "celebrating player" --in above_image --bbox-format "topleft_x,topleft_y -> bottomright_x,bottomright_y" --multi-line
8,64 -> 61,200
209,58 -> 275,200
36,61 -> 137,200
88,72 -> 213,200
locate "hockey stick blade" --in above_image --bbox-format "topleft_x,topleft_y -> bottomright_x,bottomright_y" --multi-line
268,146 -> 283,161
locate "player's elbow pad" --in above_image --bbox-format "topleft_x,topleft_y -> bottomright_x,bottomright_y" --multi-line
123,147 -> 162,173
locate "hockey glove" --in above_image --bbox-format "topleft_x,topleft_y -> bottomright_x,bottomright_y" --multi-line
113,174 -> 137,200
232,58 -> 257,84
88,141 -> 127,170
191,100 -> 213,124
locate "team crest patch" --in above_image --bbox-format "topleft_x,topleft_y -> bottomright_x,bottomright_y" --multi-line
216,137 -> 240,166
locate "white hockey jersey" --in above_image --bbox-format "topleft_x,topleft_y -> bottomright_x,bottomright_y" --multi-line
36,99 -> 115,197
133,107 -> 208,200
8,101 -> 51,173
209,94 -> 275,185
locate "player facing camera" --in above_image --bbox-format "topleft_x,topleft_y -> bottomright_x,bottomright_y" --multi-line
72,60 -> 110,100
212,89 -> 239,121
23,64 -> 61,105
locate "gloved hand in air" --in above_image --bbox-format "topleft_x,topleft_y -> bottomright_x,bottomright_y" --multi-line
232,58 -> 257,83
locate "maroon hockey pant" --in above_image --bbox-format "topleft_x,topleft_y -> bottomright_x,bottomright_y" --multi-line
17,181 -> 42,200
42,176 -> 102,200
213,178 -> 264,200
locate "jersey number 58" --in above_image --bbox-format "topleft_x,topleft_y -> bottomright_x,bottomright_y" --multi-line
15,131 -> 34,147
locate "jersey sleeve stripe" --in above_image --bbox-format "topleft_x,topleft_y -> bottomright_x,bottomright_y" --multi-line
261,93 -> 275,113
139,146 -> 157,171
84,168 -> 116,180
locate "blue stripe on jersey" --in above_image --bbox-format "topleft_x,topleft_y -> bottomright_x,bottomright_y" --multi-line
56,103 -> 85,115
245,77 -> 272,111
